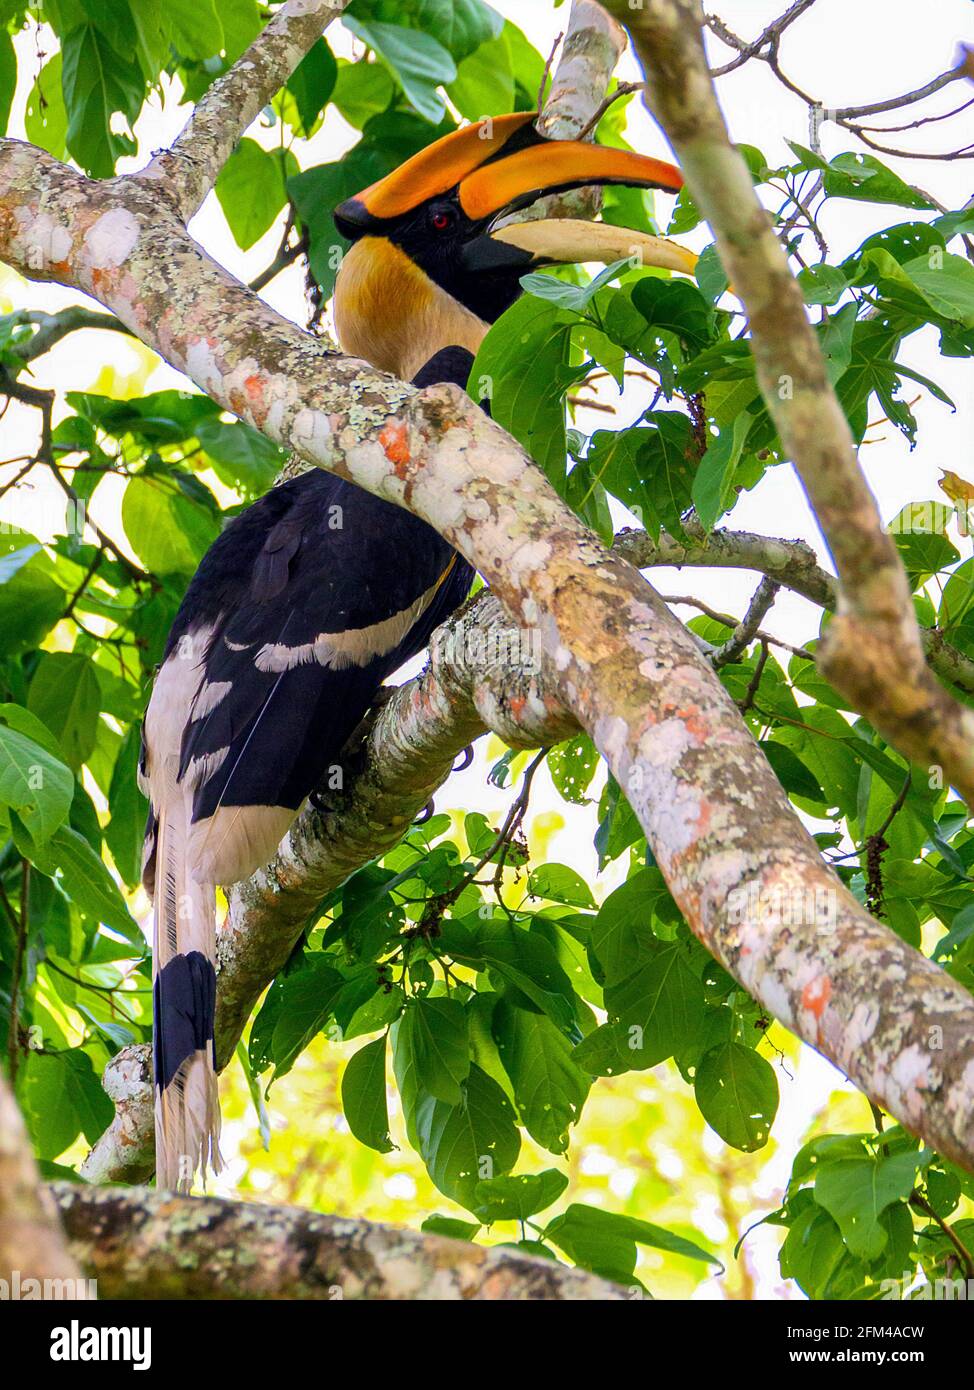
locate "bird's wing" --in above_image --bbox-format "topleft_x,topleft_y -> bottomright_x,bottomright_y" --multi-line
143,469 -> 472,888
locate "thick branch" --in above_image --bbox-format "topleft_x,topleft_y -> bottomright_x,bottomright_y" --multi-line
52,1184 -> 623,1300
0,1071 -> 90,1294
142,0 -> 351,221
604,0 -> 974,804
615,528 -> 974,696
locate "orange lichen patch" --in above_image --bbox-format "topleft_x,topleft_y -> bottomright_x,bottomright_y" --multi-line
508,694 -> 527,721
802,975 -> 831,1019
244,374 -> 264,404
681,705 -> 709,743
379,420 -> 411,468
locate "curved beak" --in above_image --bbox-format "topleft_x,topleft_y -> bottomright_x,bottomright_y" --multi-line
479,220 -> 698,278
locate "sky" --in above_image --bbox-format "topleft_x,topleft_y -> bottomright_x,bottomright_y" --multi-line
0,0 -> 972,1296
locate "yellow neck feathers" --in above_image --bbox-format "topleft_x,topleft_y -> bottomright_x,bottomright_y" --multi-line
333,237 -> 489,382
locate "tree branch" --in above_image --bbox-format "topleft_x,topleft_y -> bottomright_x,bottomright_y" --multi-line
0,1071 -> 91,1295
603,0 -> 974,805
52,1183 -> 624,1300
142,0 -> 352,221
614,527 -> 974,696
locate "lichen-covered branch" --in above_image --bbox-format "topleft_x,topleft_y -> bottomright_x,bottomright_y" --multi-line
142,0 -> 352,221
51,1183 -> 623,1300
0,1071 -> 91,1295
603,0 -> 974,803
3,3 -> 974,1179
614,527 -> 974,695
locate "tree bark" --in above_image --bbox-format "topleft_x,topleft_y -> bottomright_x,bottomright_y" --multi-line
52,1184 -> 625,1300
0,1072 -> 92,1296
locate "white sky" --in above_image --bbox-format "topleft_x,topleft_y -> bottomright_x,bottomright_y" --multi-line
1,0 -> 971,1296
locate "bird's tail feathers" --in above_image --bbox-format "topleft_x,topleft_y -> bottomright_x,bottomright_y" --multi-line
152,756 -> 223,1193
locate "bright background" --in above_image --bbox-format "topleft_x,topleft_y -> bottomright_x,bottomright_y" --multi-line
1,1 -> 971,1297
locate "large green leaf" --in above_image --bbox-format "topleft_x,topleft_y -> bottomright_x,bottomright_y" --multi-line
60,21 -> 144,176
472,295 -> 578,487
259,957 -> 345,1080
168,0 -> 223,61
0,541 -> 64,655
392,996 -> 469,1106
344,16 -> 456,123
342,1034 -> 394,1153
21,1048 -> 114,1160
215,139 -> 293,251
47,823 -> 140,939
122,473 -> 218,576
0,722 -> 74,845
24,52 -> 68,159
694,1040 -> 778,1151
813,1150 -> 930,1260
410,1063 -> 520,1210
0,29 -> 15,134
28,652 -> 102,770
493,1001 -> 590,1154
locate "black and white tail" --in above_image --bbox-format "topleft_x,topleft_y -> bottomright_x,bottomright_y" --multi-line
151,756 -> 222,1192
141,639 -> 224,1194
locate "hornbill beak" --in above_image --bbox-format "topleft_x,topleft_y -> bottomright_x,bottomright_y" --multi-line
335,111 -> 697,281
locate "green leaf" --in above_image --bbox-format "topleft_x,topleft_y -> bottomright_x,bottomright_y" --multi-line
823,153 -> 935,210
344,17 -> 456,124
330,58 -> 396,129
605,939 -> 706,1069
215,138 -> 290,251
21,1049 -> 114,1159
0,539 -> 65,654
692,410 -> 752,531
287,38 -> 338,136
122,473 -> 218,576
105,726 -> 148,887
473,1168 -> 568,1223
28,653 -> 102,770
813,1150 -> 930,1260
547,736 -> 598,805
195,416 -> 285,496
447,29 -> 513,119
899,252 -> 974,329
797,263 -> 848,306
629,276 -> 715,352
265,957 -> 345,1080
168,0 -> 223,60
694,1040 -> 778,1151
60,22 -> 144,177
761,740 -> 827,806
590,868 -> 672,983
342,1035 -> 394,1153
410,1063 -> 521,1211
392,996 -> 470,1105
527,863 -> 595,909
493,1001 -> 590,1154
0,723 -> 74,845
472,295 -> 577,487
48,824 -> 140,939
421,1214 -> 481,1241
25,53 -> 68,160
0,29 -> 15,134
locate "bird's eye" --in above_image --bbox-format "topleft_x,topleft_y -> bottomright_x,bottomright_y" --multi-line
430,207 -> 454,232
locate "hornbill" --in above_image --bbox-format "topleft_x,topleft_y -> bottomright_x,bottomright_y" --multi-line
141,111 -> 693,1191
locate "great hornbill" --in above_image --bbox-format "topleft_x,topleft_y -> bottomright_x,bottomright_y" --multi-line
141,111 -> 692,1191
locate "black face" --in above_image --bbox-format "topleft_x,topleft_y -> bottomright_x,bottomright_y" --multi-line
337,191 -> 536,325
